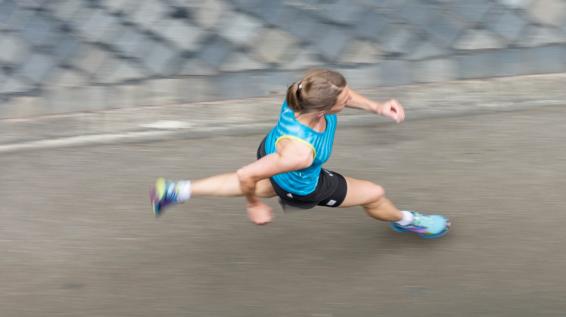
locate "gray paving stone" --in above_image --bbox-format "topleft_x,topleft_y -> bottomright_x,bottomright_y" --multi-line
146,78 -> 183,105
128,37 -> 162,61
362,0 -> 403,12
165,0 -> 194,9
48,0 -> 84,21
51,35 -> 82,64
18,53 -> 57,83
112,83 -> 139,108
423,14 -> 467,47
245,0 -> 286,27
524,44 -> 566,74
378,26 -> 419,56
112,27 -> 147,58
197,37 -> 233,68
0,96 -> 42,119
456,49 -> 531,79
314,25 -> 351,62
255,71 -> 299,96
230,0 -> 262,14
280,9 -> 326,42
218,12 -> 263,46
178,77 -> 215,103
101,85 -> 121,109
316,0 -> 365,25
142,43 -> 179,75
456,52 -> 494,79
139,18 -> 169,39
518,25 -> 566,47
334,65 -> 381,89
96,59 -> 145,84
75,9 -> 121,43
1,7 -> 34,32
412,58 -> 457,83
16,0 -> 45,9
220,53 -> 267,72
338,40 -> 382,65
0,34 -> 28,64
499,0 -> 532,9
178,59 -> 218,76
447,0 -> 493,25
0,0 -> 17,23
77,85 -> 110,111
170,6 -> 194,21
528,0 -> 566,27
120,81 -> 147,109
377,60 -> 412,86
282,47 -> 323,71
252,28 -> 298,64
50,86 -> 103,113
20,14 -> 59,47
191,0 -> 230,30
0,77 -> 30,94
217,72 -> 265,99
73,45 -> 114,76
406,41 -> 448,60
48,69 -> 88,88
487,11 -> 528,42
153,20 -> 206,51
354,11 -> 391,41
121,81 -> 153,107
131,0 -> 169,30
454,29 -> 506,50
44,87 -> 82,113
101,0 -> 135,14
398,1 -> 436,27
111,62 -> 146,83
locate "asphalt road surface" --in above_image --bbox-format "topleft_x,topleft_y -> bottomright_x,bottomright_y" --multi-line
1,105 -> 565,317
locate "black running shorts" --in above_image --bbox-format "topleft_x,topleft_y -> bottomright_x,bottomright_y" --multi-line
256,137 -> 348,209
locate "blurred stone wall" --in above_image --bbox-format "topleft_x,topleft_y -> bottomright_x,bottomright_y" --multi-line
1,0 -> 566,118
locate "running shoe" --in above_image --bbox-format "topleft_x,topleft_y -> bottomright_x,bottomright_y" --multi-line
150,178 -> 179,217
390,211 -> 451,239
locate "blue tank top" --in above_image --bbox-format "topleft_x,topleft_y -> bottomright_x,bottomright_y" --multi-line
264,100 -> 338,195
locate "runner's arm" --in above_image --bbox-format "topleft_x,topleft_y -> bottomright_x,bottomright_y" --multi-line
236,140 -> 313,205
346,89 -> 405,123
345,88 -> 380,114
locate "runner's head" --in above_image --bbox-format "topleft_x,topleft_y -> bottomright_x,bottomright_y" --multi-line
286,68 -> 350,114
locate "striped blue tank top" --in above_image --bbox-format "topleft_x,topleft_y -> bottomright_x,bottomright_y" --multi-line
264,100 -> 338,195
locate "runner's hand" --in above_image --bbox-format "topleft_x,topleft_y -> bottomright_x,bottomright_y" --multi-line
246,201 -> 273,225
378,99 -> 405,123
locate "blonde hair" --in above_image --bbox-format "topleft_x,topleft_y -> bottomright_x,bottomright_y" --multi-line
286,68 -> 347,113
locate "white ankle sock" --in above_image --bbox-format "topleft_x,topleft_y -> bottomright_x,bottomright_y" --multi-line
396,210 -> 414,226
176,180 -> 192,202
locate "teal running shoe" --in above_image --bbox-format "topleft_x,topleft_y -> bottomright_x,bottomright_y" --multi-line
390,211 -> 451,239
149,178 -> 180,217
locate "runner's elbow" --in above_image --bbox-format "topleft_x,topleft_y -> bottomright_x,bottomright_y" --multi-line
236,167 -> 256,183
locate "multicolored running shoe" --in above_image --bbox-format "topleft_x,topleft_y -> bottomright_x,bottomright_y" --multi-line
389,211 -> 451,239
149,178 -> 179,217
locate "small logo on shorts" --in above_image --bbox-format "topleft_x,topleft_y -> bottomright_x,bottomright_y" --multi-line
326,199 -> 337,206
286,193 -> 293,198
323,169 -> 334,176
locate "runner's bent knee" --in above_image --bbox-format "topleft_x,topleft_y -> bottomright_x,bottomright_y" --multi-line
364,183 -> 385,207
